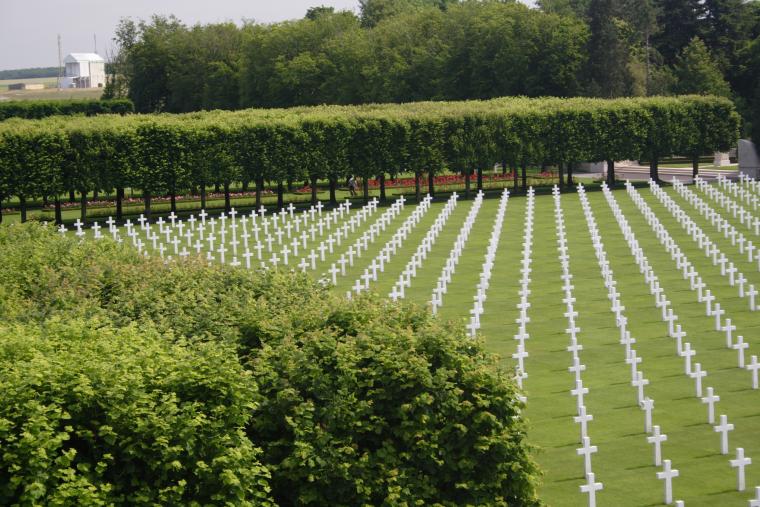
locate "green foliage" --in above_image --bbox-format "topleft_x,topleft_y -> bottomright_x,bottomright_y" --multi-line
672,37 -> 731,97
0,99 -> 134,121
0,223 -> 542,505
0,95 -> 741,218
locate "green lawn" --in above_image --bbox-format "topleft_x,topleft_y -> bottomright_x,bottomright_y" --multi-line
65,183 -> 760,505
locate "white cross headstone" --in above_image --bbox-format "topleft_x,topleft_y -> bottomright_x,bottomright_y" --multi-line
580,472 -> 603,507
747,355 -> 760,389
647,425 -> 667,466
690,362 -> 707,397
714,414 -> 735,455
730,447 -> 752,491
576,436 -> 597,477
657,459 -> 679,505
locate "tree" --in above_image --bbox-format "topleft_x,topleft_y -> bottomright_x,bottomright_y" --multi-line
305,5 -> 335,20
672,37 -> 731,97
652,0 -> 705,65
359,0 -> 455,28
585,0 -> 632,97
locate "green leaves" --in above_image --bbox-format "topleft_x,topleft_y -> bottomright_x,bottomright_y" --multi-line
0,224 -> 541,505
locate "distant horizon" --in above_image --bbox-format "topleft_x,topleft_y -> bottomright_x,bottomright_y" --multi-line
0,0 -> 358,71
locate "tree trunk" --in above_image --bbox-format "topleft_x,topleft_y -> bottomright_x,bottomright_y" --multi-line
287,179 -> 293,192
559,162 -> 565,189
521,163 -> 527,191
93,189 -> 99,200
242,179 -> 249,192
329,177 -> 337,205
224,182 -> 231,212
363,177 -> 369,204
606,160 -> 615,187
255,178 -> 262,208
80,191 -> 87,223
428,171 -> 435,197
476,167 -> 483,191
144,190 -> 152,219
379,173 -> 387,203
567,162 -> 574,186
69,189 -> 76,203
501,159 -> 507,175
19,195 -> 27,223
200,183 -> 207,210
310,175 -> 318,206
692,155 -> 699,179
116,187 -> 124,221
214,182 -> 220,193
464,169 -> 471,199
54,196 -> 62,225
415,171 -> 421,202
43,195 -> 49,207
649,157 -> 659,182
511,163 -> 518,191
277,181 -> 284,209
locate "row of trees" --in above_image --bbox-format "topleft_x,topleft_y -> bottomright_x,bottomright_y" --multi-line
0,99 -> 134,121
105,0 -> 760,137
107,2 -> 588,112
0,95 -> 740,224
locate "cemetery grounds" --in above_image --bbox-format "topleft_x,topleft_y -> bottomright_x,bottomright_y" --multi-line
67,178 -> 760,506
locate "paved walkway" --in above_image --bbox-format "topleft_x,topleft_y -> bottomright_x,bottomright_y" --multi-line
575,164 -> 739,183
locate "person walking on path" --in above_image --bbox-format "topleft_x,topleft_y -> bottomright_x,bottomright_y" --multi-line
348,175 -> 357,197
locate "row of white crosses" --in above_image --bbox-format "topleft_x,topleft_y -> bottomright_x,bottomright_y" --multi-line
429,191 -> 484,313
254,201 -> 365,268
349,195 -> 432,298
389,193 -> 458,300
295,198 -> 382,275
678,178 -> 760,278
738,172 -> 760,199
583,183 -> 687,505
511,187 -> 535,403
65,199 -> 364,271
639,181 -> 760,383
701,175 -> 760,236
651,179 -> 759,309
716,173 -> 760,216
552,185 -> 604,507
620,182 -> 756,496
321,197 -> 407,282
466,188 -> 510,338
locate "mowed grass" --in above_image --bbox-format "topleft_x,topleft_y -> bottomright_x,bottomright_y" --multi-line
66,185 -> 760,505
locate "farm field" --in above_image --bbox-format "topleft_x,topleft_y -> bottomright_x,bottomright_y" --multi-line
0,76 -> 102,100
66,176 -> 760,506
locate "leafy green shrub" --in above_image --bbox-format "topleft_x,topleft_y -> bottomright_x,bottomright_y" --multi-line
0,224 -> 540,505
0,99 -> 134,121
0,319 -> 273,506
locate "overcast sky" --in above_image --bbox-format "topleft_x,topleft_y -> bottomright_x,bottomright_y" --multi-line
0,0 -> 361,70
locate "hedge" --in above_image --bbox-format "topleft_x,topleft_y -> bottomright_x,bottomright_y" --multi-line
0,98 -> 134,122
0,223 -> 540,505
0,95 -> 740,223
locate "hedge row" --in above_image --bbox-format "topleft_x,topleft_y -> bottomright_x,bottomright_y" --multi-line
0,223 -> 539,505
0,98 -> 134,121
0,95 -> 740,223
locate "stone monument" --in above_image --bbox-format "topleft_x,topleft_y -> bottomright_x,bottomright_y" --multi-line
739,139 -> 760,178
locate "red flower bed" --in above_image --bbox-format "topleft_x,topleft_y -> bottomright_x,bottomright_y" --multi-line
366,172 -> 555,189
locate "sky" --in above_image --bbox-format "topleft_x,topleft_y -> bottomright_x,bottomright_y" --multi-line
0,0 -> 361,70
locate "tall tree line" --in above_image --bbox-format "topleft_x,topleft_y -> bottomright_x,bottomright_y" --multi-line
105,0 -> 760,137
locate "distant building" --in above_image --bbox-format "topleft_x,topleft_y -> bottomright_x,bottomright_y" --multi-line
7,83 -> 45,90
61,53 -> 105,89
